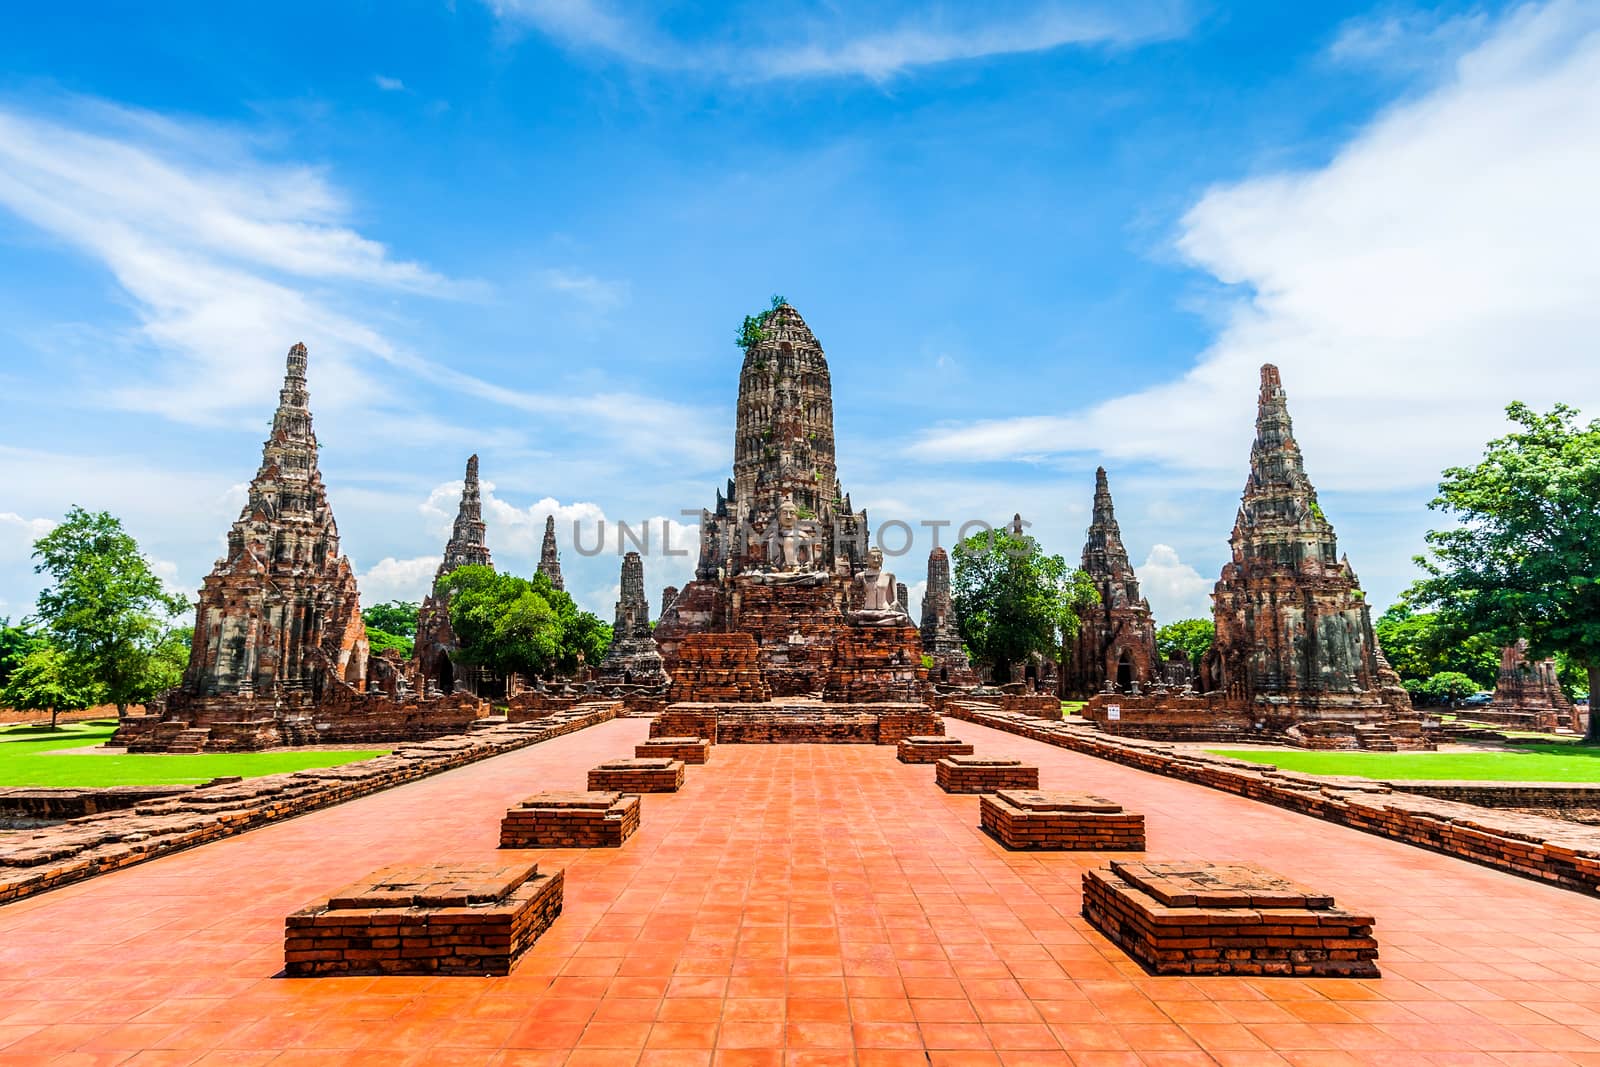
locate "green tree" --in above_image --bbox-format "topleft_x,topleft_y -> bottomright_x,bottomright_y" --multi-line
1373,604 -> 1499,688
437,566 -> 610,679
362,601 -> 419,638
0,645 -> 98,729
0,617 -> 44,690
951,523 -> 1099,683
1406,403 -> 1600,741
1156,619 -> 1215,670
31,508 -> 190,717
366,629 -> 414,658
1403,671 -> 1480,708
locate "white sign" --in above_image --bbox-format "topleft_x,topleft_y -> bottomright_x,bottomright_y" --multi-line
1106,704 -> 1121,721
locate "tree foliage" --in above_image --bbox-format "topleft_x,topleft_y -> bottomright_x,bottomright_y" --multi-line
1406,403 -> 1600,740
1402,671 -> 1480,707
366,629 -> 414,658
0,645 -> 98,728
1373,604 -> 1500,689
30,508 -> 191,716
736,294 -> 789,351
362,601 -> 419,638
1156,619 -> 1215,670
951,524 -> 1099,683
0,617 -> 44,690
438,566 -> 612,679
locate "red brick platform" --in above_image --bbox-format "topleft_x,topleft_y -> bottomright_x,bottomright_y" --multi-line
586,757 -> 685,793
283,860 -> 564,977
499,791 -> 641,848
10,717 -> 1600,1064
934,754 -> 1040,793
653,701 -> 941,743
896,735 -> 974,763
634,736 -> 712,764
1083,859 -> 1380,978
980,789 -> 1146,850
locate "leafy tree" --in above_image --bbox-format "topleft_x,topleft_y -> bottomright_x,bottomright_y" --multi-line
736,294 -> 789,351
1156,619 -> 1215,670
366,629 -> 414,658
1403,671 -> 1480,707
951,523 -> 1099,683
1373,604 -> 1499,688
362,601 -> 419,638
31,508 -> 190,717
0,617 -> 44,690
1406,403 -> 1600,741
438,566 -> 610,679
0,645 -> 98,729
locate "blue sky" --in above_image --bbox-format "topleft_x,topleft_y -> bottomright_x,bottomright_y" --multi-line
2,0 -> 1598,627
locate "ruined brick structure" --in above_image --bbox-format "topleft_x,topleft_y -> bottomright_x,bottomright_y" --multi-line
413,454 -> 492,696
1485,640 -> 1575,731
119,344 -> 489,752
1064,468 -> 1159,698
1202,365 -> 1410,726
595,552 -> 668,687
655,304 -> 913,699
537,515 -> 564,591
163,344 -> 371,721
919,547 -> 978,687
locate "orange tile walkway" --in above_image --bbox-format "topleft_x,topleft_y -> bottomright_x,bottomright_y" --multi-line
4,716 -> 1600,1066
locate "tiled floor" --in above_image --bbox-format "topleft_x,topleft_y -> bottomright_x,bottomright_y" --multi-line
4,716 -> 1600,1066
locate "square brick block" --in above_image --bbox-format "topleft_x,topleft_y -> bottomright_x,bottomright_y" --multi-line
934,755 -> 1039,794
284,861 -> 563,977
500,791 -> 641,848
1082,860 -> 1379,978
980,790 -> 1145,851
634,737 -> 712,764
897,736 -> 975,764
587,758 -> 685,793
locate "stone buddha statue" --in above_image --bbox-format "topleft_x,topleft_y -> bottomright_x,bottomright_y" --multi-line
745,493 -> 826,586
851,547 -> 912,626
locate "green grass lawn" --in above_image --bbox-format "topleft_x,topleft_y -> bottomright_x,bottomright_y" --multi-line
1208,745 -> 1600,782
0,720 -> 389,788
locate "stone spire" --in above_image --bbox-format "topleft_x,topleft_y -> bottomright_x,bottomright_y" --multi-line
895,582 -> 909,616
1064,467 -> 1157,697
596,551 -> 668,687
919,546 -> 977,686
537,515 -> 564,591
177,343 -> 368,703
1207,365 -> 1408,720
436,455 -> 492,579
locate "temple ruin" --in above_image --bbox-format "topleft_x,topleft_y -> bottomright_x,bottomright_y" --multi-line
413,454 -> 493,696
537,515 -> 565,591
115,344 -> 485,751
596,551 -> 669,687
919,547 -> 977,687
1063,468 -> 1158,698
1483,640 -> 1576,731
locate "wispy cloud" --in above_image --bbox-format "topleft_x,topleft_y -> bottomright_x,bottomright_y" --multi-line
373,74 -> 407,91
0,98 -> 721,467
910,0 -> 1600,491
487,0 -> 1191,81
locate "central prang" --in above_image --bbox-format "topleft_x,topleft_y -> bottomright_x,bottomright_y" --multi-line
657,302 -> 921,699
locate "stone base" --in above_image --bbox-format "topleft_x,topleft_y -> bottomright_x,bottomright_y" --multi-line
634,737 -> 712,764
667,633 -> 771,703
655,702 -> 940,744
897,736 -> 974,764
822,625 -> 929,703
284,861 -> 563,977
980,790 -> 1145,850
587,759 -> 685,793
500,792 -> 640,848
935,756 -> 1040,794
1082,860 -> 1379,978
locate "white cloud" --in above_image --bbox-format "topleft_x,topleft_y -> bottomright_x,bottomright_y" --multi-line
1327,9 -> 1491,72
359,555 -> 440,605
540,268 -> 630,313
373,74 -> 407,91
487,0 -> 1190,81
910,0 -> 1600,491
0,512 -> 57,551
1137,543 -> 1210,622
